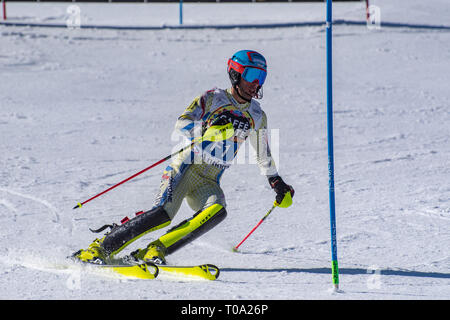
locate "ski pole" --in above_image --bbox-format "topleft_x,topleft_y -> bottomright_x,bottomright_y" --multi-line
73,123 -> 234,210
233,204 -> 277,252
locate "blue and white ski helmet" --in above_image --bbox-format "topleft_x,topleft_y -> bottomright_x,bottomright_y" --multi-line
227,50 -> 267,86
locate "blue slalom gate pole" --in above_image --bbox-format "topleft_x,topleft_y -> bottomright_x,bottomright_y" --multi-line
179,0 -> 183,25
326,0 -> 340,291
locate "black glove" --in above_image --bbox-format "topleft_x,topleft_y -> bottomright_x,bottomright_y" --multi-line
209,115 -> 230,127
268,176 -> 295,207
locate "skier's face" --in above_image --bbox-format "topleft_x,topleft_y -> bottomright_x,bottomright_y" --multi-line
237,78 -> 260,101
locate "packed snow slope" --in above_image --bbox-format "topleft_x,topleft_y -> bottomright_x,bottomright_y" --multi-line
0,1 -> 449,299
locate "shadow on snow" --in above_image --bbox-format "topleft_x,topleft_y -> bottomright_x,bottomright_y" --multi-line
221,267 -> 450,279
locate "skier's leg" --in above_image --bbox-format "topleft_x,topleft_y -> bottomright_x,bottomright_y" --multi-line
72,206 -> 172,263
140,174 -> 227,263
73,165 -> 190,263
153,164 -> 192,220
140,203 -> 227,264
101,206 -> 171,256
100,164 -> 192,255
163,203 -> 227,255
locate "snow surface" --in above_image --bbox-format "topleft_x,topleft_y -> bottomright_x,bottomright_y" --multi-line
0,0 -> 449,300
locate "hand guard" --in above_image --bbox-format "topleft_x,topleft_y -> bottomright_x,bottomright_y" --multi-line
268,176 -> 295,208
205,110 -> 251,140
202,123 -> 235,142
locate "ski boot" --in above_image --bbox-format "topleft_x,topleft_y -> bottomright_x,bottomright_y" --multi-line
72,237 -> 108,265
131,240 -> 167,265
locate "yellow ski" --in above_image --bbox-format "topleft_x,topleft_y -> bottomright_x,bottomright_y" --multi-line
100,262 -> 159,280
71,256 -> 219,281
91,262 -> 219,280
158,264 -> 220,281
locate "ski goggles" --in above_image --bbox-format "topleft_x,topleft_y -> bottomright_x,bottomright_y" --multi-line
242,66 -> 267,86
228,59 -> 267,85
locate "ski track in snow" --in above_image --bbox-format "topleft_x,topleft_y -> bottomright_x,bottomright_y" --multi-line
0,1 -> 449,300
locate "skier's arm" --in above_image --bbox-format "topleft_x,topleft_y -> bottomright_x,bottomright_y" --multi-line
249,112 -> 295,207
175,95 -> 206,140
248,111 -> 278,177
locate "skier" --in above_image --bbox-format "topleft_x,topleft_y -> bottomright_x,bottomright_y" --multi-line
73,50 -> 295,265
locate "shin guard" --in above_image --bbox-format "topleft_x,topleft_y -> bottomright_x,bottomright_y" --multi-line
158,204 -> 227,255
101,206 -> 171,257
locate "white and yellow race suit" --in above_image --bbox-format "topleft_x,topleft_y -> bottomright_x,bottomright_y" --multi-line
154,87 -> 278,219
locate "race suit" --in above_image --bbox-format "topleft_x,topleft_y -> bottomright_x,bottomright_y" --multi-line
153,87 -> 278,219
